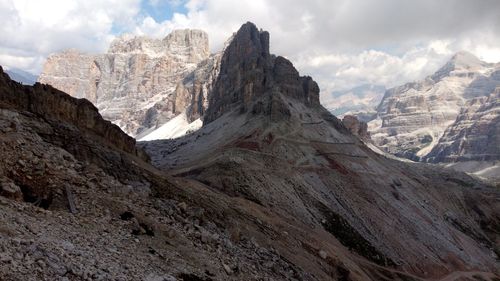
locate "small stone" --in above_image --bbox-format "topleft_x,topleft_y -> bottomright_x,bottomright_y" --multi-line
144,273 -> 177,281
200,231 -> 210,244
319,250 -> 327,259
164,275 -> 177,281
13,252 -> 23,260
37,259 -> 46,268
0,252 -> 12,263
263,261 -> 274,268
166,228 -> 176,239
178,202 -> 188,212
222,263 -> 233,275
229,227 -> 241,243
188,207 -> 204,219
0,180 -> 23,201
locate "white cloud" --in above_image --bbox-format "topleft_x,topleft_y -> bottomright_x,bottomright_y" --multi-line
1,0 -> 500,95
0,0 -> 141,73
131,0 -> 500,92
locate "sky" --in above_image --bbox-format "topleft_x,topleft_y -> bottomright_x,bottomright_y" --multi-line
1,0 -> 500,97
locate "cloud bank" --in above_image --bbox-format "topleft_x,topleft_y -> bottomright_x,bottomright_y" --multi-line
1,0 -> 500,95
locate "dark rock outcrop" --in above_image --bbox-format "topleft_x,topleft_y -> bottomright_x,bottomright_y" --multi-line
0,66 -> 148,162
342,115 -> 370,141
203,22 -> 320,124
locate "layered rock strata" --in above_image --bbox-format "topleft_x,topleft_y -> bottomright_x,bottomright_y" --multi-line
370,51 -> 500,165
39,30 -> 210,136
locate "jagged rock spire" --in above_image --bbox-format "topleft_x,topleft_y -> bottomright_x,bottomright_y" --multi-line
203,22 -> 320,124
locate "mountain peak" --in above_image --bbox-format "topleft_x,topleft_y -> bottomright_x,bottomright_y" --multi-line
163,29 -> 209,47
431,50 -> 488,81
449,50 -> 484,68
203,22 -> 319,124
108,29 -> 209,60
233,21 -> 270,56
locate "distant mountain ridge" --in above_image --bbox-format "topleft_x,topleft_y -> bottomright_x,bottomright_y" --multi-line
369,51 -> 500,181
5,68 -> 37,85
323,84 -> 385,121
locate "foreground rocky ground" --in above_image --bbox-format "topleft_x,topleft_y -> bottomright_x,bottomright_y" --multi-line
0,68 -> 309,281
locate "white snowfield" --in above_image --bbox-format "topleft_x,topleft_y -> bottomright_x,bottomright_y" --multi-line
138,111 -> 203,141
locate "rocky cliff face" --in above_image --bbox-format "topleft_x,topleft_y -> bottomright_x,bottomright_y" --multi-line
370,51 -> 500,165
425,87 -> 500,163
342,115 -> 370,141
37,50 -> 100,103
0,66 -> 146,161
38,30 -> 210,137
174,52 -> 222,122
204,22 -> 320,124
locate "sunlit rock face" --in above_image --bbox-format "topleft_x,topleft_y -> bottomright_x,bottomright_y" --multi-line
370,51 -> 500,163
39,29 -> 211,136
425,87 -> 500,163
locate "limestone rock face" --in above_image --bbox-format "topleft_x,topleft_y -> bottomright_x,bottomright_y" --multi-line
203,22 -> 320,124
425,87 -> 500,163
179,53 -> 222,122
370,51 -> 500,162
38,50 -> 99,103
135,53 -> 222,140
38,30 -> 210,136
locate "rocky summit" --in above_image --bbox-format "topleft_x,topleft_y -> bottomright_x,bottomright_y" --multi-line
38,29 -> 212,137
203,22 -> 320,124
1,22 -> 500,281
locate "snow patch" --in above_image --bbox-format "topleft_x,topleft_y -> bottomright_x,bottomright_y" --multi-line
138,111 -> 202,141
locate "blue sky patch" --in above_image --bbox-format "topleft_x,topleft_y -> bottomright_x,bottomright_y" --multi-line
142,0 -> 188,22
